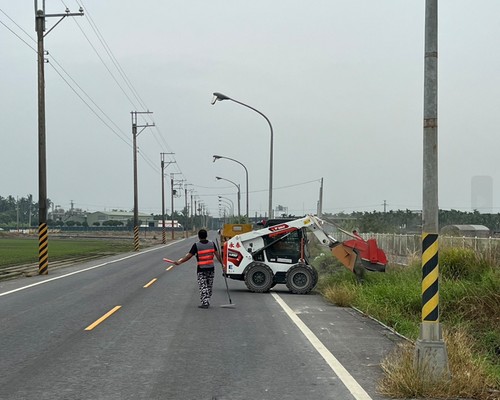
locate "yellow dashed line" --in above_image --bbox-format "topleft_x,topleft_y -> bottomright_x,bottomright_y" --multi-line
85,305 -> 122,331
143,278 -> 158,288
166,265 -> 174,271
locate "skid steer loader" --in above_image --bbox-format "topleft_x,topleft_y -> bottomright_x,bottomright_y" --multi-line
222,215 -> 387,294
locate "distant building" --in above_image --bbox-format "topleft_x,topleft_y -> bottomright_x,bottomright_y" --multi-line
156,220 -> 182,228
86,211 -> 153,227
441,224 -> 490,238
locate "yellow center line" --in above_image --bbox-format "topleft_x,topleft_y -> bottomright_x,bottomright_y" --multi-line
85,305 -> 122,331
143,278 -> 158,288
166,265 -> 174,271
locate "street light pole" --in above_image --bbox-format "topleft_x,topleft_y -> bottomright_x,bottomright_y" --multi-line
218,196 -> 234,217
213,155 -> 249,218
212,92 -> 273,218
216,176 -> 241,218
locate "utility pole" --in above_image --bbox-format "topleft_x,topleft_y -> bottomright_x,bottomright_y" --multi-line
160,153 -> 175,244
169,173 -> 181,240
184,186 -> 188,238
16,197 -> 19,231
29,194 -> 32,227
131,111 -> 154,252
415,0 -> 449,378
183,184 -> 193,238
35,1 -> 83,275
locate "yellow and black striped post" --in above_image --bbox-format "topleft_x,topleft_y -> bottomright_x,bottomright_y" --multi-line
421,233 -> 439,322
38,222 -> 48,275
133,226 -> 140,252
415,232 -> 449,377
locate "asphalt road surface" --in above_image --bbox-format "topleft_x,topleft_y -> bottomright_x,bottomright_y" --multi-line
0,233 -> 401,400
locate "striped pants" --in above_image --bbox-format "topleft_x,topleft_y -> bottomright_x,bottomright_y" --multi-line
197,270 -> 214,306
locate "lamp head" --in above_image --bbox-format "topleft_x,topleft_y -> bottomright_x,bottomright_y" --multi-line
213,155 -> 221,162
211,92 -> 231,105
216,176 -> 222,180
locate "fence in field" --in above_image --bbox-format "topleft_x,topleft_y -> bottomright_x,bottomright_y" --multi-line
335,231 -> 500,266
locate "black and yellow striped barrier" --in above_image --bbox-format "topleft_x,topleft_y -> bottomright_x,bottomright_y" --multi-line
133,226 -> 140,252
421,232 -> 439,322
38,223 -> 48,275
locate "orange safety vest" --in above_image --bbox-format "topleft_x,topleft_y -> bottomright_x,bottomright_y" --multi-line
196,241 -> 216,268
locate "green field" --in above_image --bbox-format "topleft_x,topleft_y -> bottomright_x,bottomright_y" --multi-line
0,237 -> 134,267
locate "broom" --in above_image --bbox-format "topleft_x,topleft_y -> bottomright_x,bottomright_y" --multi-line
216,238 -> 235,309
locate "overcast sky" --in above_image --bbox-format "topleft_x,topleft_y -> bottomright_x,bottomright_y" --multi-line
2,1 -> 500,219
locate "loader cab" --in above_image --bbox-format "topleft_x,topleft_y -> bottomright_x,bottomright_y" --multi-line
253,218 -> 308,265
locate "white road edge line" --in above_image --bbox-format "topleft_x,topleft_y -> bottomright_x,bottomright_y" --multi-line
271,292 -> 373,400
0,243 -> 176,298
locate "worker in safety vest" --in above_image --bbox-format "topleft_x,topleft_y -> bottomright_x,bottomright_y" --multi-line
173,229 -> 222,308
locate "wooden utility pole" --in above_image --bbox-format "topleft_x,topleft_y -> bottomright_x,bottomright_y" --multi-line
160,153 -> 175,244
35,1 -> 83,275
131,111 -> 154,251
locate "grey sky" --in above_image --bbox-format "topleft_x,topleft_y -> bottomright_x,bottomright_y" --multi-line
2,1 -> 500,218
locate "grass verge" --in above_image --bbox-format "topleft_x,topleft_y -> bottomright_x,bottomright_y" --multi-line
314,248 -> 500,400
0,237 -> 134,268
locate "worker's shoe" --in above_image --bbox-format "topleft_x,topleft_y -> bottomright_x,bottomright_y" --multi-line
198,304 -> 209,309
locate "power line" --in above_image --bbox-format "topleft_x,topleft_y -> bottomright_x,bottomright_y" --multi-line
69,16 -> 140,110
79,0 -> 149,111
2,4 -> 193,202
47,61 -> 131,148
0,14 -> 37,52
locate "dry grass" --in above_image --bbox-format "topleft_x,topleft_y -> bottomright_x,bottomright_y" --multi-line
378,328 -> 499,400
321,281 -> 357,307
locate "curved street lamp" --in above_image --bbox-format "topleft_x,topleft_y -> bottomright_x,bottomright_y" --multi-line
216,176 -> 241,218
218,196 -> 234,216
213,155 -> 249,218
212,92 -> 273,218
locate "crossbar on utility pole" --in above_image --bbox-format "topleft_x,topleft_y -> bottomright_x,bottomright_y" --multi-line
35,1 -> 83,275
132,111 -> 154,251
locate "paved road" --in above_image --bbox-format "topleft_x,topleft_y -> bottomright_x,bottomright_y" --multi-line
0,235 -> 401,400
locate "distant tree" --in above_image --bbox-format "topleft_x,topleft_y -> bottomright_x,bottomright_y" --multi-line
93,222 -> 100,227
103,220 -> 124,227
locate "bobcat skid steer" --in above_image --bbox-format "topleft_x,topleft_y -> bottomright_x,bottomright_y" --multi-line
222,215 -> 387,294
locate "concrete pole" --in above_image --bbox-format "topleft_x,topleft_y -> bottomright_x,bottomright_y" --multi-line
170,175 -> 175,240
161,157 -> 166,244
132,114 -> 139,251
414,0 -> 449,378
184,186 -> 188,238
36,8 -> 48,274
34,2 -> 84,274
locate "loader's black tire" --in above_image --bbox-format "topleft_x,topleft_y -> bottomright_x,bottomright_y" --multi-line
311,266 -> 319,288
244,263 -> 274,293
286,263 -> 316,294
